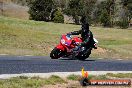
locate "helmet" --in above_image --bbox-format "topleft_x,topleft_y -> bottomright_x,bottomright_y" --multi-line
80,16 -> 87,24
82,23 -> 89,30
80,16 -> 89,30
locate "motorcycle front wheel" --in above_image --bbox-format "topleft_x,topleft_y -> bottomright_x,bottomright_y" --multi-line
50,48 -> 64,59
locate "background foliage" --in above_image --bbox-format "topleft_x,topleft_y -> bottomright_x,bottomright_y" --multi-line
5,0 -> 132,29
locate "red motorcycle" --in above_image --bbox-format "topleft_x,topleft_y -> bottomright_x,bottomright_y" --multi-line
50,34 -> 98,60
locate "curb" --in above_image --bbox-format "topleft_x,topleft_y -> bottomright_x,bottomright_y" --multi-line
0,71 -> 132,79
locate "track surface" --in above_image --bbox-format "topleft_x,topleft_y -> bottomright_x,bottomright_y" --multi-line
0,56 -> 132,74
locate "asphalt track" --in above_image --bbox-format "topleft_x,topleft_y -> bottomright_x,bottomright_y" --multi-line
0,56 -> 132,74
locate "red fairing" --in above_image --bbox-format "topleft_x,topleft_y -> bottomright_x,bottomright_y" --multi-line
56,44 -> 65,51
55,35 -> 82,52
72,36 -> 82,43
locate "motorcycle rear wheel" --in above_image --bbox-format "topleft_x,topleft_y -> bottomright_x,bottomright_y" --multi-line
76,49 -> 91,60
77,55 -> 89,61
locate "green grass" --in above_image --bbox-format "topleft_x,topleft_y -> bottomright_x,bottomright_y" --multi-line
106,73 -> 132,78
44,75 -> 67,85
67,73 -> 132,81
0,74 -> 131,88
67,74 -> 81,81
0,75 -> 66,88
0,16 -> 132,59
90,75 -> 109,80
67,74 -> 109,81
93,28 -> 132,59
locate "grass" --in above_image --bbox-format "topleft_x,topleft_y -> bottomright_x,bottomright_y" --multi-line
0,74 -> 131,88
67,74 -> 108,81
67,73 -> 132,81
106,73 -> 132,78
44,75 -> 67,85
0,16 -> 132,59
90,75 -> 109,80
0,75 -> 66,88
67,74 -> 81,81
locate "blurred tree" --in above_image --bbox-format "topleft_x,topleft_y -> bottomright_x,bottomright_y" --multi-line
54,0 -> 68,10
119,0 -> 131,28
28,0 -> 54,21
52,8 -> 64,23
82,0 -> 97,24
64,0 -> 96,25
100,9 -> 111,27
64,0 -> 83,24
94,0 -> 115,27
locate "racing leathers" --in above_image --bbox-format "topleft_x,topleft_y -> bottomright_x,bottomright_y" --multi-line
69,25 -> 95,48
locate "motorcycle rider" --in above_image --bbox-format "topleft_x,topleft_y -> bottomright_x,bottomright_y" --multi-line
67,16 -> 95,55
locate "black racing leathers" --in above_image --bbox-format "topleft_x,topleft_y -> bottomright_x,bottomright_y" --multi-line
70,29 -> 94,48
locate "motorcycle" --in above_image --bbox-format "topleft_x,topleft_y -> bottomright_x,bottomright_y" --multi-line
50,34 -> 98,60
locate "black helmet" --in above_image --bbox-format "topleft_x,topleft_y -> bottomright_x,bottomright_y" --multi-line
82,23 -> 89,30
80,16 -> 86,24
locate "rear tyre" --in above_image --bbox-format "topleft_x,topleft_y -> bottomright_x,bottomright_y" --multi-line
77,48 -> 91,61
77,55 -> 89,61
50,48 -> 63,59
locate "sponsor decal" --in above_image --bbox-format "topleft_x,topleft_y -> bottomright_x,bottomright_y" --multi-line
80,67 -> 131,86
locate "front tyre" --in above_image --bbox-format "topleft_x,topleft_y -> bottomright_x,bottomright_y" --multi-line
50,48 -> 63,59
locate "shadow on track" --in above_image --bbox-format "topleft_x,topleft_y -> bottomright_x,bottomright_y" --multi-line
59,58 -> 95,61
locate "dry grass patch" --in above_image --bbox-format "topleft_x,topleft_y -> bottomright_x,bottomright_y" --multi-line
0,1 -> 29,19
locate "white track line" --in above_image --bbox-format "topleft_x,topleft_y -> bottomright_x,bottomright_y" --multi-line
117,59 -> 123,60
0,54 -> 9,56
0,71 -> 132,79
24,55 -> 33,56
